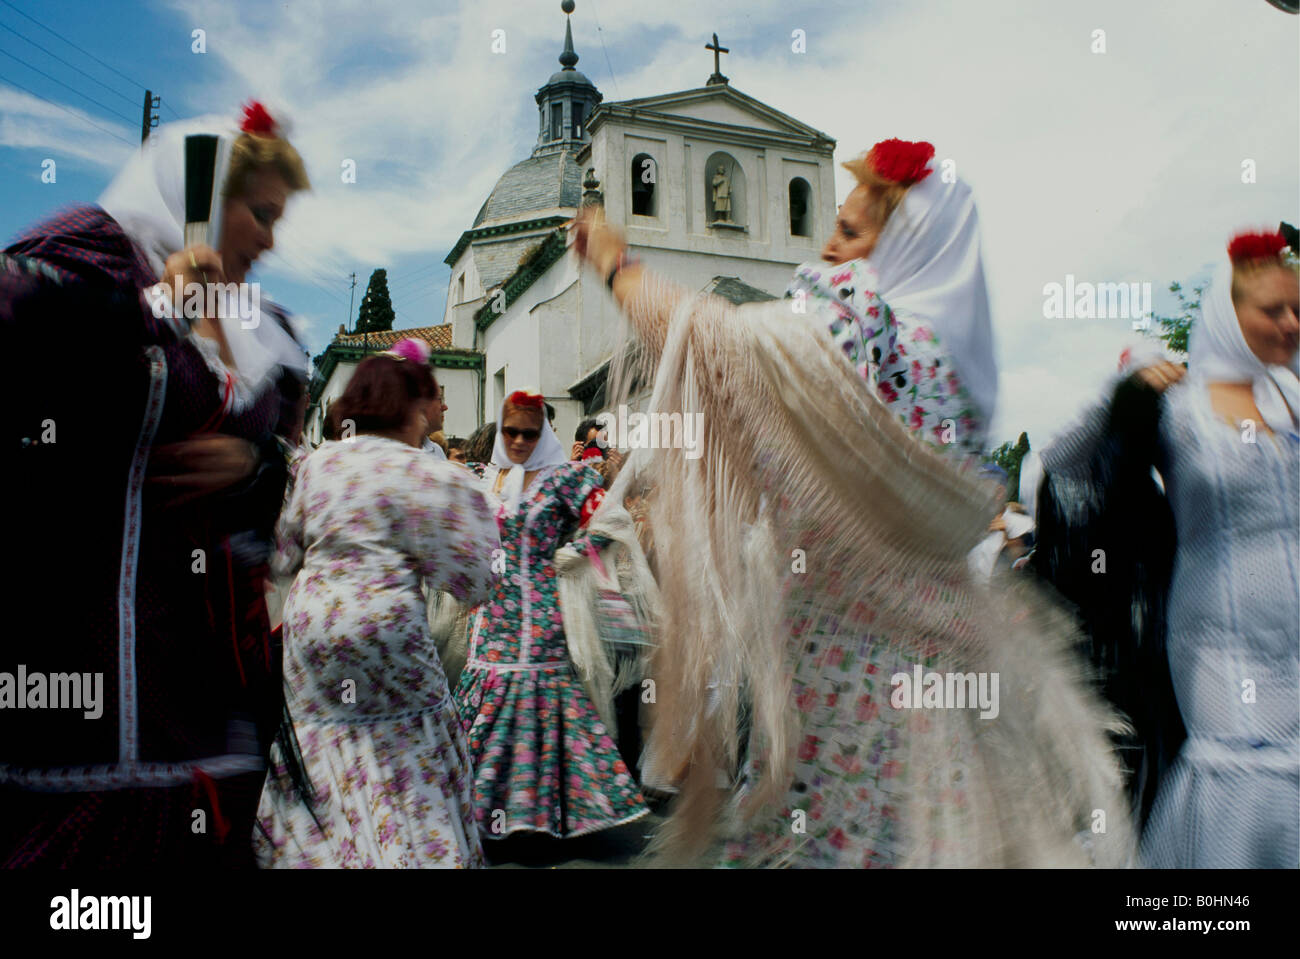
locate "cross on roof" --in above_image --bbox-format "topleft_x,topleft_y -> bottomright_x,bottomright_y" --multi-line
705,32 -> 729,86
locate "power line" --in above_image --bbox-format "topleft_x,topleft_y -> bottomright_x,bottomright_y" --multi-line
297,276 -> 352,307
586,0 -> 621,98
0,45 -> 137,125
0,0 -> 155,98
398,287 -> 441,304
387,265 -> 443,293
0,19 -> 138,108
0,69 -> 135,145
388,261 -> 441,283
392,282 -> 441,301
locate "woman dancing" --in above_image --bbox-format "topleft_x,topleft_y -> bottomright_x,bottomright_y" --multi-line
1,102 -> 311,868
257,341 -> 499,868
572,138 -> 1132,867
453,390 -> 650,839
1041,230 -> 1298,867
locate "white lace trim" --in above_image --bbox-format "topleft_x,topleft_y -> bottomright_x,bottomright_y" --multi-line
188,330 -> 274,414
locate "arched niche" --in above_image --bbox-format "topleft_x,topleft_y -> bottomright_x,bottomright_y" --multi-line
789,177 -> 812,237
705,151 -> 746,229
630,152 -> 657,217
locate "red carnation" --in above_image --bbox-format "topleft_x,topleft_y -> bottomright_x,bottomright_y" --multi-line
240,100 -> 277,136
1227,230 -> 1287,265
867,138 -> 935,186
506,390 -> 544,409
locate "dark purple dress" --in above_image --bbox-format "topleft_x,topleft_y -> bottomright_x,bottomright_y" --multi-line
0,205 -> 304,867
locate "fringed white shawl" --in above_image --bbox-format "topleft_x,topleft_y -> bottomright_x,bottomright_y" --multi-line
587,272 -> 1134,868
554,457 -> 660,734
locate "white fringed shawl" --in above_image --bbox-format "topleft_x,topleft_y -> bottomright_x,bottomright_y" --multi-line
554,474 -> 660,734
587,273 -> 1134,867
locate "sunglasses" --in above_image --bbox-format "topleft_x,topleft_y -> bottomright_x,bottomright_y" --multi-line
502,427 -> 541,441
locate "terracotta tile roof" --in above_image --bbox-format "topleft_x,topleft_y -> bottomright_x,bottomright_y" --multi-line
333,324 -> 453,350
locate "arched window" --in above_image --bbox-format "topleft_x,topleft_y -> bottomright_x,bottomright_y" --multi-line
705,152 -> 746,228
789,177 -> 812,237
631,153 -> 656,217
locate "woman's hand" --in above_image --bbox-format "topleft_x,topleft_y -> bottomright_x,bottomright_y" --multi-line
147,434 -> 259,508
571,206 -> 626,278
160,245 -> 225,316
603,447 -> 625,483
1132,360 -> 1185,394
570,441 -> 585,460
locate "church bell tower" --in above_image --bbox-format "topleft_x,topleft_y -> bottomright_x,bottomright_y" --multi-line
533,1 -> 603,158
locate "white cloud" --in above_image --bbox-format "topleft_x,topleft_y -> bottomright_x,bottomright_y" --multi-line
0,87 -> 134,168
7,0 -> 1295,449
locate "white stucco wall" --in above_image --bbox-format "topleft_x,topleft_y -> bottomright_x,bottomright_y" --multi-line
434,89 -> 836,449
591,118 -> 832,269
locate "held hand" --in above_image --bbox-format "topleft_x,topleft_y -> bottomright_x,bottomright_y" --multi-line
1132,361 -> 1186,394
571,206 -> 626,277
570,441 -> 585,460
600,448 -> 625,488
160,245 -> 226,316
147,434 -> 258,508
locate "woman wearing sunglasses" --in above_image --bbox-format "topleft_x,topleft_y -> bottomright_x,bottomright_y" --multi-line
453,391 -> 650,841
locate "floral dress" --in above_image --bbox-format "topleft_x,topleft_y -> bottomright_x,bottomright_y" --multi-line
454,461 -> 650,838
788,260 -> 985,460
722,264 -> 988,867
255,435 -> 499,868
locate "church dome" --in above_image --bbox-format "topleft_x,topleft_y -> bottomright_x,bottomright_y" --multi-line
472,151 -> 584,227
545,68 -> 595,88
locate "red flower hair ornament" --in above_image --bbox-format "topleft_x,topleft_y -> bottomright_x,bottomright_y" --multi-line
240,100 -> 278,137
866,138 -> 936,187
1227,230 -> 1287,265
505,390 -> 544,409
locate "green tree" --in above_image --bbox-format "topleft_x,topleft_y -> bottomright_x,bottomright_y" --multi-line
1150,280 -> 1202,355
356,268 -> 395,334
987,431 -> 1031,502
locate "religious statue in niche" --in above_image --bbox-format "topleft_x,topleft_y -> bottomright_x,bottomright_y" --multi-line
711,165 -> 732,222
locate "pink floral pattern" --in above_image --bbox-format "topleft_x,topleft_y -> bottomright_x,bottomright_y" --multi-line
721,261 -> 987,866
788,260 -> 985,458
454,461 -> 650,838
256,435 -> 499,868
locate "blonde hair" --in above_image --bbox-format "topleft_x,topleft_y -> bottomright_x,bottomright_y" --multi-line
223,132 -> 310,198
841,153 -> 910,232
1231,255 -> 1300,305
501,401 -> 544,425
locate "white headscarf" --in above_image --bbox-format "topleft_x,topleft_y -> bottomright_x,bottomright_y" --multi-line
866,167 -> 999,428
1017,449 -> 1043,521
1187,260 -> 1299,434
490,394 -> 568,509
98,112 -> 309,392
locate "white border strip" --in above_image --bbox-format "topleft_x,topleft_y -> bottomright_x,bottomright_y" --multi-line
0,754 -> 264,793
116,345 -> 168,764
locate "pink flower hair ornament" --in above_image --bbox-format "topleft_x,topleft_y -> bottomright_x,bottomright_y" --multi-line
382,338 -> 432,364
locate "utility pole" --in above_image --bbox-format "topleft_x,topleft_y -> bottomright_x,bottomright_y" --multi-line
347,272 -> 357,332
140,90 -> 159,144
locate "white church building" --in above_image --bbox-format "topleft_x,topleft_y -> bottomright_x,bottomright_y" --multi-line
307,5 -> 837,447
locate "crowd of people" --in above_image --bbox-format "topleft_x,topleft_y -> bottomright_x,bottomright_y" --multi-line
2,102 -> 1295,869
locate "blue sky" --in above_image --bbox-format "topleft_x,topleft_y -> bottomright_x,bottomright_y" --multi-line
2,0 -> 1297,448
